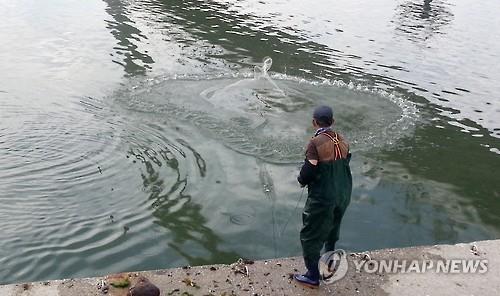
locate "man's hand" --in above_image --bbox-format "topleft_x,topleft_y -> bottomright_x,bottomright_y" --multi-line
297,176 -> 306,187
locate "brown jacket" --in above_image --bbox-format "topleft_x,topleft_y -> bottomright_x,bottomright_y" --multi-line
306,131 -> 349,162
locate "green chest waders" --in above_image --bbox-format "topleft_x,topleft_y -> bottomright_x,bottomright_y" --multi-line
300,154 -> 352,280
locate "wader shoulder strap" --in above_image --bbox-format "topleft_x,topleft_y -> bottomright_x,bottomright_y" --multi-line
319,132 -> 343,161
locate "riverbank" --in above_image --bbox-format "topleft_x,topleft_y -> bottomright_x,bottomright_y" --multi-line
1,239 -> 498,296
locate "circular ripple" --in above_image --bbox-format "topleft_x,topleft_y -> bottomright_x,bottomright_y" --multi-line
113,73 -> 418,164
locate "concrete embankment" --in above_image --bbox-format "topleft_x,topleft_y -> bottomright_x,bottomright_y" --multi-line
1,239 -> 499,296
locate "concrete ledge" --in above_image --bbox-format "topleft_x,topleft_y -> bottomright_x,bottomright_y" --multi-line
1,239 -> 499,296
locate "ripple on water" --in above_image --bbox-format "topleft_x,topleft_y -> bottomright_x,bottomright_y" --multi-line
221,207 -> 256,226
0,96 -> 165,283
113,73 -> 419,164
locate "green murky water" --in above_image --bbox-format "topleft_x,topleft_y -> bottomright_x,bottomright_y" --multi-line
0,0 -> 499,284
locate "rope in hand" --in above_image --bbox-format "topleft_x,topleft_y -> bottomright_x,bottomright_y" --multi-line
279,186 -> 306,237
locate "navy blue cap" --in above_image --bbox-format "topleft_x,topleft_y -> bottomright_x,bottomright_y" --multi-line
313,105 -> 333,124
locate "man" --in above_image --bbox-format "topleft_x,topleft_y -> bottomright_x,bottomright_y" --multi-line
294,105 -> 352,288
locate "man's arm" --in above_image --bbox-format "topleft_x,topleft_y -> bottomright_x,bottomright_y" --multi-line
297,141 -> 318,186
298,159 -> 318,186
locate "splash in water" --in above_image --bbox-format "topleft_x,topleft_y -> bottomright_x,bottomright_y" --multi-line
112,60 -> 418,163
200,57 -> 292,119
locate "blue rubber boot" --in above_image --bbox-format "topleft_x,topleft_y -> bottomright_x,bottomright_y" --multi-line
294,272 -> 320,289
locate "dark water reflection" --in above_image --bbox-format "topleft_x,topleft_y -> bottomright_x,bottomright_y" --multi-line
393,0 -> 454,42
129,142 -> 239,266
104,0 -> 154,75
380,114 -> 500,230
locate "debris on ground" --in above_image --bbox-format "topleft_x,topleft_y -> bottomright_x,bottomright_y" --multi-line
231,258 -> 251,276
107,273 -> 130,288
471,244 -> 480,256
127,276 -> 160,296
97,279 -> 109,294
241,258 -> 255,265
181,277 -> 200,289
167,288 -> 180,295
350,252 -> 371,261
